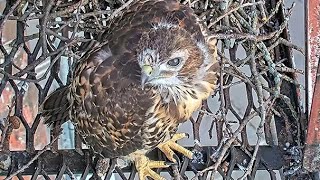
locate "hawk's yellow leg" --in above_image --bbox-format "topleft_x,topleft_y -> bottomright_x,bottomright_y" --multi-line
131,153 -> 169,180
157,133 -> 193,162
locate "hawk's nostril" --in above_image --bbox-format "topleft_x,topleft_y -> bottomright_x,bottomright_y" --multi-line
142,65 -> 153,76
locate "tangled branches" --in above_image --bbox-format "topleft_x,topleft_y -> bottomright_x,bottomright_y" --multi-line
0,0 -> 306,179
188,0 -> 305,179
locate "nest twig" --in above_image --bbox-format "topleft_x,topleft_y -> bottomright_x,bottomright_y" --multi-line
0,0 -> 306,179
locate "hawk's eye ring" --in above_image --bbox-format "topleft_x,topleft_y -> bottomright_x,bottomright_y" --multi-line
167,58 -> 182,67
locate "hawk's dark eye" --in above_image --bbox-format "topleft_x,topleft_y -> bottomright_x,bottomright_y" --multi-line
167,58 -> 182,67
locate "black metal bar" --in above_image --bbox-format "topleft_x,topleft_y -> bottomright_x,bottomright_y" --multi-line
1,146 -> 284,176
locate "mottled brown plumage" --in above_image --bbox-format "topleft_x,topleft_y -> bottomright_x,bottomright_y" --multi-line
41,0 -> 218,179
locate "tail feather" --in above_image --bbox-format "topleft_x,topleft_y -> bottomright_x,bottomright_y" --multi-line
40,86 -> 70,126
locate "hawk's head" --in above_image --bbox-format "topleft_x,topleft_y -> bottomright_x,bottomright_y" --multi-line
137,23 -> 218,104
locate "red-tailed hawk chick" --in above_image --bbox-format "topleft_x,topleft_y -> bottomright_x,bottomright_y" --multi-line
41,0 -> 219,179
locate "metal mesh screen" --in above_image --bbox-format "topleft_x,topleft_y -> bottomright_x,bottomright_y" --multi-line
0,0 -> 308,179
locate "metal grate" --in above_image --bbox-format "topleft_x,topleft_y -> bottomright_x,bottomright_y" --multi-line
0,0 -> 308,179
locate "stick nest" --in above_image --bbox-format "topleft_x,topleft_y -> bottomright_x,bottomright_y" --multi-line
0,0 -> 306,179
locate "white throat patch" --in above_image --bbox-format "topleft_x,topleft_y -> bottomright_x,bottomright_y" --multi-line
151,21 -> 178,30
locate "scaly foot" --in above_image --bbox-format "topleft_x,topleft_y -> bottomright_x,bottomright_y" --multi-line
157,133 -> 193,162
131,153 -> 170,180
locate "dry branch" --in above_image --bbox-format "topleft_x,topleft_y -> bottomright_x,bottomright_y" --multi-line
0,0 -> 305,179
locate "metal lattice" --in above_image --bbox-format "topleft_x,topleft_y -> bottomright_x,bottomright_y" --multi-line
0,0 -> 308,179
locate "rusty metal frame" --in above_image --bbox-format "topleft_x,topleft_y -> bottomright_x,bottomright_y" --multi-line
303,0 -> 320,172
0,0 -> 310,179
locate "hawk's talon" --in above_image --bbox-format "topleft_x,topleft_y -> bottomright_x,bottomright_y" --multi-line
172,153 -> 181,168
157,133 -> 193,163
132,154 -> 169,180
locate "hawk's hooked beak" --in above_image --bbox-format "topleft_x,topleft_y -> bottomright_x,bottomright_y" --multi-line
141,65 -> 153,90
